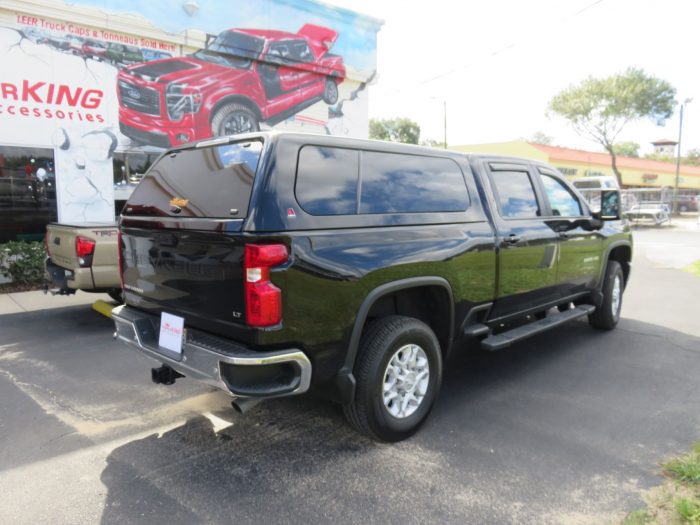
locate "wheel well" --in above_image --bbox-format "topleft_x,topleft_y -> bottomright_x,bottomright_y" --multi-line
209,96 -> 262,123
363,286 -> 452,355
608,245 -> 631,284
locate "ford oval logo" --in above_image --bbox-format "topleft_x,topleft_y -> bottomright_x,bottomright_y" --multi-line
127,88 -> 141,100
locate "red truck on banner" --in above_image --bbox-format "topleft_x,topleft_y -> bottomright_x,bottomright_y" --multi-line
117,24 -> 345,148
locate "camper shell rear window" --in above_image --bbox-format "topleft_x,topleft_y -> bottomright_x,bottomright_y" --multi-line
123,140 -> 263,218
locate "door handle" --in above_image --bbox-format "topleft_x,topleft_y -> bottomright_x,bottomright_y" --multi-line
503,234 -> 521,245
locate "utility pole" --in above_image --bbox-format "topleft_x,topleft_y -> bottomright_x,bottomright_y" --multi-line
443,100 -> 447,149
673,98 -> 692,215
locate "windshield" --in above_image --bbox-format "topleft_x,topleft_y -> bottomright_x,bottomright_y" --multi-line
193,31 -> 264,69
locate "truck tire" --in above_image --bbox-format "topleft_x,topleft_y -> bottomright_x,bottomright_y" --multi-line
211,103 -> 259,137
322,77 -> 339,104
588,260 -> 624,330
343,315 -> 442,442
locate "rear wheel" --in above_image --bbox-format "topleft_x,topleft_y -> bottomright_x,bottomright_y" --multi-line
211,103 -> 259,137
588,260 -> 624,330
343,315 -> 442,442
322,77 -> 339,104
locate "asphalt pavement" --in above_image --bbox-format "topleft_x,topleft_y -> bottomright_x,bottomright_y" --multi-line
1,225 -> 699,524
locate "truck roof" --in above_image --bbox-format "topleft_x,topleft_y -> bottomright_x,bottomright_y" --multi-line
180,131 -> 542,166
233,28 -> 304,41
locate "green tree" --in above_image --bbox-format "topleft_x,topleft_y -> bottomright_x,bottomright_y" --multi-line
684,148 -> 700,166
369,117 -> 421,144
530,131 -> 554,145
420,138 -> 446,149
612,141 -> 640,158
644,152 -> 673,162
549,68 -> 676,186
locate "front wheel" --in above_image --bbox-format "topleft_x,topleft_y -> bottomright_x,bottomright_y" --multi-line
343,315 -> 442,442
211,103 -> 259,137
588,260 -> 624,330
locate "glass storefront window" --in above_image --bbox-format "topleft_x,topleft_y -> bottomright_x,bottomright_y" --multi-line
0,146 -> 57,242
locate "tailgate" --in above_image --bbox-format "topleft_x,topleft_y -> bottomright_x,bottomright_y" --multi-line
120,138 -> 265,336
121,227 -> 247,329
297,24 -> 338,57
46,224 -> 81,269
46,223 -> 117,270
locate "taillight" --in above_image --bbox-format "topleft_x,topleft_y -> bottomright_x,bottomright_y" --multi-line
244,243 -> 288,327
117,230 -> 124,289
75,236 -> 96,268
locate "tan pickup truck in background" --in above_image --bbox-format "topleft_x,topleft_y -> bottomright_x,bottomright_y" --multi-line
45,223 -> 122,302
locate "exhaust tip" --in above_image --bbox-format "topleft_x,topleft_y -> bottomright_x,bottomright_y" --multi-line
231,397 -> 263,414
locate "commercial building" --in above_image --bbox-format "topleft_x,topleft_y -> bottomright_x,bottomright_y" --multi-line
0,0 -> 382,241
455,141 -> 700,192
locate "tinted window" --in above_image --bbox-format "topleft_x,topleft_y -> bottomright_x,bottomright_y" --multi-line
540,173 -> 582,216
292,42 -> 313,62
124,141 -> 262,218
296,146 -> 358,215
360,152 -> 468,214
491,170 -> 540,218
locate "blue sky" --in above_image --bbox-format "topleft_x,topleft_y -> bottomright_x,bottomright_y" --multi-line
69,0 -> 381,72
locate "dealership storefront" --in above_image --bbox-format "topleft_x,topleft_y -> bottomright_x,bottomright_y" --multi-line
0,0 -> 381,241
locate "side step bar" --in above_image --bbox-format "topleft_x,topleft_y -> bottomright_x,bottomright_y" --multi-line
480,304 -> 595,351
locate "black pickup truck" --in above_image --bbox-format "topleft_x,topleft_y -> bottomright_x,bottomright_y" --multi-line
113,132 -> 632,441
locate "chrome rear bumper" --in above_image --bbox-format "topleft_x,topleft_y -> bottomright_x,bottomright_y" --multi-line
112,305 -> 312,398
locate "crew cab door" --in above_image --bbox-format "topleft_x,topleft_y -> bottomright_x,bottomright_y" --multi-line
534,166 -> 604,295
482,161 -> 560,320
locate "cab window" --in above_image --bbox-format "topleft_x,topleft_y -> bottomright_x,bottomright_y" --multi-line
490,169 -> 540,218
539,173 -> 583,217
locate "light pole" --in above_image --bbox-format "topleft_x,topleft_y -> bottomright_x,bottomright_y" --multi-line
443,100 -> 447,149
427,96 -> 447,149
673,98 -> 692,215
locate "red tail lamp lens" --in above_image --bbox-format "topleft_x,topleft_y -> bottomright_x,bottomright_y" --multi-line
75,236 -> 96,268
244,244 -> 288,327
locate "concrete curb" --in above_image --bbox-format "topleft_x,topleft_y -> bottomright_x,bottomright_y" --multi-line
0,290 -> 112,314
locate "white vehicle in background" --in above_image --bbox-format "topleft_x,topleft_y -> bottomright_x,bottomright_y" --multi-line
571,176 -> 638,212
625,202 -> 671,225
571,176 -> 620,191
573,176 -> 621,212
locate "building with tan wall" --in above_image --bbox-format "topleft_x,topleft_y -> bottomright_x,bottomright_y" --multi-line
454,141 -> 700,191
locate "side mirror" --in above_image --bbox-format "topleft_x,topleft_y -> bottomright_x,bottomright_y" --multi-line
592,189 -> 621,221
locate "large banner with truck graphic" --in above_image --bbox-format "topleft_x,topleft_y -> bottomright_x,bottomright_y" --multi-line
0,0 -> 381,224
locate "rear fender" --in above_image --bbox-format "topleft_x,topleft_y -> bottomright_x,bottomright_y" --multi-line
334,277 -> 454,404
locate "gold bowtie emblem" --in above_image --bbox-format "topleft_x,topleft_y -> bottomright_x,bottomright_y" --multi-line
169,197 -> 188,207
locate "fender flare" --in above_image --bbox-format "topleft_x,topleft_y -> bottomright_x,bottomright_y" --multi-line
598,240 -> 632,287
334,276 -> 455,404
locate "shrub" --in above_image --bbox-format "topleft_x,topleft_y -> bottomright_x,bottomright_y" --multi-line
665,447 -> 700,485
0,241 -> 47,285
675,497 -> 700,524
